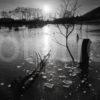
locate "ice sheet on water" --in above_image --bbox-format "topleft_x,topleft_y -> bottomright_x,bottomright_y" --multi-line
44,83 -> 54,88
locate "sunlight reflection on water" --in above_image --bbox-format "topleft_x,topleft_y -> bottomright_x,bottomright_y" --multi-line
42,26 -> 51,55
0,24 -> 100,62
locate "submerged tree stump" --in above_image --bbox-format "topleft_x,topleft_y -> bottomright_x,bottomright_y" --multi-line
79,39 -> 91,79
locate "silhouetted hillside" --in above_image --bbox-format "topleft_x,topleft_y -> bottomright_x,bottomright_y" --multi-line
82,7 -> 100,20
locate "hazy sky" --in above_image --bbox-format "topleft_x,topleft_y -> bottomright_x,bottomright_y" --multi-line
0,0 -> 100,14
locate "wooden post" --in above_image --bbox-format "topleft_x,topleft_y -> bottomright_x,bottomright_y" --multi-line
79,39 -> 91,79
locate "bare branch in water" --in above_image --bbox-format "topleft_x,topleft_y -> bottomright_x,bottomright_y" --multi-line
11,50 -> 51,100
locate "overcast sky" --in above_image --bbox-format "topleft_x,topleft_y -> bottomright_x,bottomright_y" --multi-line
0,0 -> 100,15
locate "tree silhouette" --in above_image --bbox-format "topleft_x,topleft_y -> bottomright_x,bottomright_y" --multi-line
52,0 -> 79,63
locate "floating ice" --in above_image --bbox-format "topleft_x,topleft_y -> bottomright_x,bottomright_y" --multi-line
89,84 -> 92,87
50,73 -> 53,76
63,80 -> 72,85
59,75 -> 66,78
58,68 -> 63,71
53,66 -> 57,68
26,70 -> 30,73
69,93 -> 72,96
96,70 -> 98,73
41,72 -> 45,75
8,84 -> 11,88
42,75 -> 47,79
83,91 -> 87,94
81,80 -> 85,83
0,82 -> 4,86
63,85 -> 70,88
29,77 -> 33,81
71,72 -> 77,76
25,58 -> 34,64
22,86 -> 25,89
17,65 -> 22,68
64,65 -> 71,69
48,79 -> 53,82
44,83 -> 54,88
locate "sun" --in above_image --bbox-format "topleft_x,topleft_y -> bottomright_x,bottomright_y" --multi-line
43,5 -> 51,14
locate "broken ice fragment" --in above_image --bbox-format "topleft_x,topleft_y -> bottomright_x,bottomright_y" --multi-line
26,70 -> 30,73
0,82 -> 4,86
48,79 -> 53,82
63,80 -> 72,85
58,68 -> 63,71
64,66 -> 71,69
96,70 -> 98,73
25,58 -> 34,64
81,80 -> 85,83
41,72 -> 45,75
53,66 -> 57,68
44,83 -> 54,88
89,84 -> 92,87
29,77 -> 33,81
59,75 -> 66,78
69,93 -> 72,96
8,84 -> 11,88
63,85 -> 70,88
17,66 -> 22,68
22,86 -> 25,89
42,75 -> 47,79
71,73 -> 77,76
83,91 -> 86,94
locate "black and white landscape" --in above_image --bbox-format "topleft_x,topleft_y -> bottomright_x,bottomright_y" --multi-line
0,0 -> 100,100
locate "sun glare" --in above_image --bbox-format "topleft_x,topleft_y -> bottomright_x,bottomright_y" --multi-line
43,5 -> 51,14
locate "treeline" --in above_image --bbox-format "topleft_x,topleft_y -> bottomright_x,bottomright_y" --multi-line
0,18 -> 46,30
0,6 -> 100,30
0,15 -> 100,30
0,7 -> 43,20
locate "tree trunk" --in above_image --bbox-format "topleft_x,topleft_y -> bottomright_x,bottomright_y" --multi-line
79,39 -> 91,79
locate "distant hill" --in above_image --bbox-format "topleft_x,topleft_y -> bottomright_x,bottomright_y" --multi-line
82,7 -> 100,20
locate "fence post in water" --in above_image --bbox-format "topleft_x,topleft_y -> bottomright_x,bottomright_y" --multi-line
79,39 -> 91,79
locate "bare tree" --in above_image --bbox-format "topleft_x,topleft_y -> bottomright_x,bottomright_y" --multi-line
1,10 -> 9,18
53,0 -> 79,63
